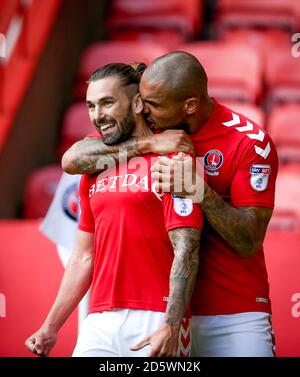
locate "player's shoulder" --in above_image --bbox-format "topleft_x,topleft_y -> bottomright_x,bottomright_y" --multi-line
219,102 -> 274,146
219,102 -> 264,136
217,102 -> 277,163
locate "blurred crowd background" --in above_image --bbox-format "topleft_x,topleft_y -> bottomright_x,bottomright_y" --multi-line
0,0 -> 299,356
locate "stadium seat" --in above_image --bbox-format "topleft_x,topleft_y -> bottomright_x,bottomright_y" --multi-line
179,42 -> 262,103
75,41 -> 168,99
216,0 -> 300,31
269,164 -> 300,230
268,209 -> 300,231
265,49 -> 300,107
58,102 -> 95,158
222,102 -> 265,128
222,29 -> 291,63
267,104 -> 300,162
107,0 -> 202,40
110,29 -> 184,49
23,164 -> 63,218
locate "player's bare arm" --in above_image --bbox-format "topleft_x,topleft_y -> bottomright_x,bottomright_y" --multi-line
62,137 -> 141,175
25,230 -> 94,356
151,157 -> 272,258
62,130 -> 194,175
131,227 -> 200,357
166,227 -> 200,326
200,187 -> 273,258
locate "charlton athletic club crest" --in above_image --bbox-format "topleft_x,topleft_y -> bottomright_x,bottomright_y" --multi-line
204,149 -> 223,176
62,183 -> 80,221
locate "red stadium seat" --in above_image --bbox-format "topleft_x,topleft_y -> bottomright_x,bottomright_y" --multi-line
58,102 -> 95,158
110,29 -> 184,50
179,42 -> 262,103
269,164 -> 300,230
265,49 -> 300,106
267,104 -> 300,162
108,0 -> 202,40
216,0 -> 300,31
23,164 -> 63,218
223,102 -> 265,128
222,29 -> 291,63
75,41 -> 168,99
268,209 -> 300,231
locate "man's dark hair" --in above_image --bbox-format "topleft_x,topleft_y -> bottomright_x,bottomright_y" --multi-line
88,62 -> 147,87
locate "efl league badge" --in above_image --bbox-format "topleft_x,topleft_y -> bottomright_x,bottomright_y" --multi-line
204,149 -> 223,176
172,195 -> 193,217
62,183 -> 80,221
250,165 -> 271,191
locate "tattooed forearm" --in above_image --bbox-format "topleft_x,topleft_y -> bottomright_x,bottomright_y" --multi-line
62,137 -> 147,175
200,183 -> 273,257
165,228 -> 200,326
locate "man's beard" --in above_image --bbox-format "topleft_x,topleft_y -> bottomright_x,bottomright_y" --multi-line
96,108 -> 136,145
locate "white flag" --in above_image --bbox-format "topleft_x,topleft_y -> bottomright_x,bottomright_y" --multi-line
39,172 -> 81,262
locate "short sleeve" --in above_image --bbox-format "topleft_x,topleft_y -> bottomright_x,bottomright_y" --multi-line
159,152 -> 203,232
231,135 -> 278,208
78,175 -> 95,233
163,193 -> 203,232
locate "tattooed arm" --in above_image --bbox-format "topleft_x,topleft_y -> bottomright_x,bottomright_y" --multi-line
131,227 -> 200,357
62,137 -> 142,175
200,184 -> 272,258
151,156 -> 273,258
165,228 -> 200,326
61,130 -> 194,175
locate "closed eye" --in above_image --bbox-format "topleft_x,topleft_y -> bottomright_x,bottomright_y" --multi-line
142,99 -> 160,108
103,100 -> 114,107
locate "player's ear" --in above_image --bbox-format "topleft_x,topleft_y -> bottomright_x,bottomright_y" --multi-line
184,97 -> 199,115
133,94 -> 144,114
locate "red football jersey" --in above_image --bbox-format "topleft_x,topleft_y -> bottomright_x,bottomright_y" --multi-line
190,99 -> 278,315
79,153 -> 203,314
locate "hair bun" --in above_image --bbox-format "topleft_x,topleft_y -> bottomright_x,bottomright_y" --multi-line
130,62 -> 147,79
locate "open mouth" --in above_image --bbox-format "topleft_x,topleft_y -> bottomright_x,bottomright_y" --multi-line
99,122 -> 116,132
